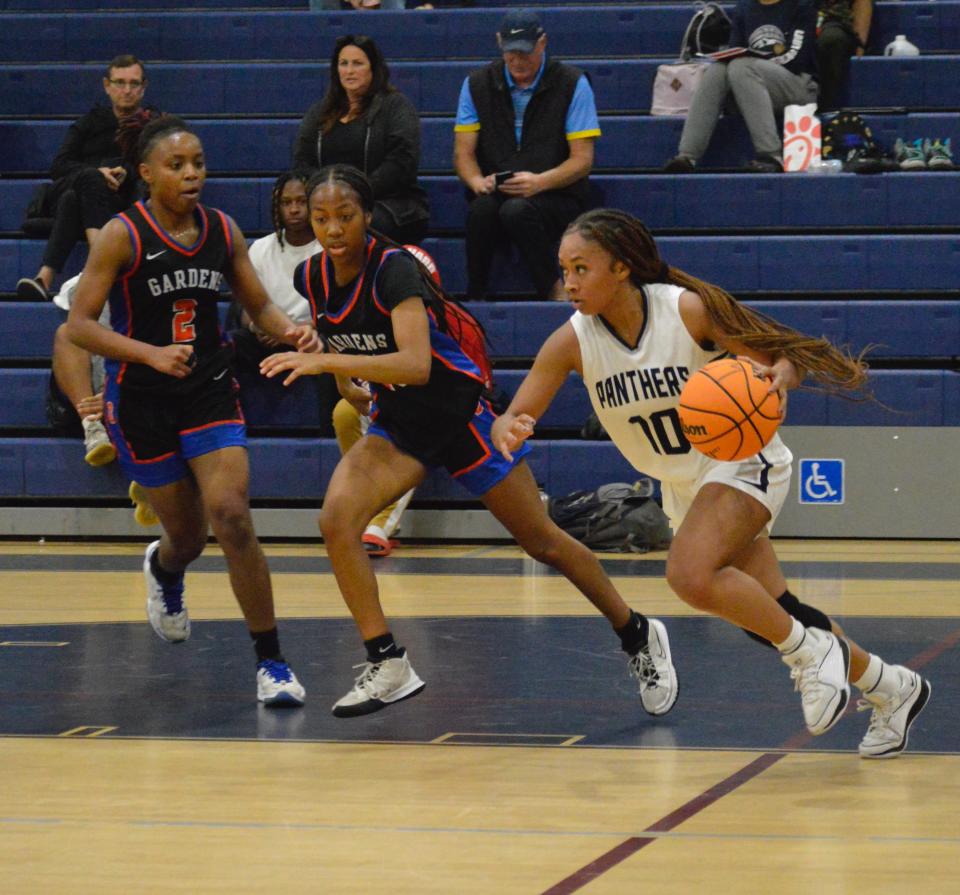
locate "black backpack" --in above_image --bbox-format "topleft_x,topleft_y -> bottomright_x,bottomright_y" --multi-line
821,111 -> 893,173
547,482 -> 673,554
680,2 -> 732,60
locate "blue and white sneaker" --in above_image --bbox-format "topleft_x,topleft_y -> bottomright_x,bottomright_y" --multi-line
256,659 -> 306,707
143,540 -> 190,643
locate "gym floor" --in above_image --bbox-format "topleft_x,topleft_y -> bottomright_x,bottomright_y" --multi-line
1,539 -> 957,893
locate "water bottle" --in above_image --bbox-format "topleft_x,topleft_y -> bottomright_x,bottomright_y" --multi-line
807,159 -> 844,174
884,35 -> 920,57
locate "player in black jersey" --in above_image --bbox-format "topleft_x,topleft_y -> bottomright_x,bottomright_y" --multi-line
66,116 -> 318,707
261,165 -> 679,719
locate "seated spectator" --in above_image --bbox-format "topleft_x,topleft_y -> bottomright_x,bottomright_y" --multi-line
816,0 -> 871,112
293,35 -> 428,245
16,54 -> 157,301
664,0 -> 819,173
226,170 -> 337,434
453,9 -> 600,301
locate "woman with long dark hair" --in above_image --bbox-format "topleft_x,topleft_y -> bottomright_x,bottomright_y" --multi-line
492,207 -> 931,757
294,34 -> 428,244
261,165 -> 679,720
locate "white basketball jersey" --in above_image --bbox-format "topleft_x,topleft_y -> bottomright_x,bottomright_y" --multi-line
571,282 -> 726,483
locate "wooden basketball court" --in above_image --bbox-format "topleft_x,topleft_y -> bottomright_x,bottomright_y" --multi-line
1,538 -> 957,893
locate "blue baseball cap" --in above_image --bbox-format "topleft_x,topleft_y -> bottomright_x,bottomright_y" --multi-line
498,9 -> 545,53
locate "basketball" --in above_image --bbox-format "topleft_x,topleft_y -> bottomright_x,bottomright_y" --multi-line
678,358 -> 781,462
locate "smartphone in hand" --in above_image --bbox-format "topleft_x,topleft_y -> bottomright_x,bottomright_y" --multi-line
494,170 -> 515,187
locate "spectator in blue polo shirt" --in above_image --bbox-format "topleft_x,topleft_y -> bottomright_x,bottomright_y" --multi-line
453,9 -> 601,301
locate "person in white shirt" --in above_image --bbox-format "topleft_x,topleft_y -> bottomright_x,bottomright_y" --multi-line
228,170 -> 337,433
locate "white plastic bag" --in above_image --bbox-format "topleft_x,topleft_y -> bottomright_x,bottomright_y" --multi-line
783,103 -> 821,172
651,62 -> 707,116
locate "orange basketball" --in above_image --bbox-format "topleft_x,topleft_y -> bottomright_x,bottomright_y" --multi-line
678,358 -> 781,462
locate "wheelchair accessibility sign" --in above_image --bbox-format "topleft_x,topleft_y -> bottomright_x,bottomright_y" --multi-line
799,459 -> 844,505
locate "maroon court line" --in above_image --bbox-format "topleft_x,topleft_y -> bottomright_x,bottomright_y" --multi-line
540,623 -> 959,894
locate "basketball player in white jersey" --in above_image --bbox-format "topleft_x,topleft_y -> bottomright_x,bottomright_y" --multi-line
492,208 -> 930,758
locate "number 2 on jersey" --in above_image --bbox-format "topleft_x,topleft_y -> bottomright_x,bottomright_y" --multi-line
629,408 -> 690,455
172,298 -> 197,343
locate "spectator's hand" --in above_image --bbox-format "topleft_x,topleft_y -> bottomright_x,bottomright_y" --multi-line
149,344 -> 195,378
497,171 -> 543,199
855,46 -> 865,57
75,392 -> 104,419
98,166 -> 126,192
473,174 -> 496,196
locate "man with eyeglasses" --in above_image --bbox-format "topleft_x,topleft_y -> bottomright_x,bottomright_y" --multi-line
18,54 -> 159,475
18,54 -> 153,303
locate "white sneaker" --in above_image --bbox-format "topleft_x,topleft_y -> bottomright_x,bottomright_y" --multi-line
782,627 -> 850,735
627,618 -> 679,716
256,659 -> 306,707
143,540 -> 190,643
332,652 -> 425,717
858,666 -> 931,759
82,415 -> 116,466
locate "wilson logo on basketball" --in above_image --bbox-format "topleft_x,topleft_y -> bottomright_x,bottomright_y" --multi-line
678,358 -> 781,462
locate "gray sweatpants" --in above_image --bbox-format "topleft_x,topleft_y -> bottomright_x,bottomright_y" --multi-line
678,56 -> 818,161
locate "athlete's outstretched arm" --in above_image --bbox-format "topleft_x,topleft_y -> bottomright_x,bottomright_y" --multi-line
261,296 -> 432,387
66,219 -> 195,378
223,217 -> 318,352
491,322 -> 580,461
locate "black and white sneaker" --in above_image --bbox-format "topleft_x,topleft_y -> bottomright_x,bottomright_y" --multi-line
627,618 -> 679,716
332,653 -> 425,717
858,666 -> 931,758
16,276 -> 50,301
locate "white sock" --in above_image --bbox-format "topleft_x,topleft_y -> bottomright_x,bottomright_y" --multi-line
853,653 -> 885,693
775,618 -> 806,654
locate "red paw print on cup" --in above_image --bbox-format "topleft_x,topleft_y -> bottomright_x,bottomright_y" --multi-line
784,114 -> 821,172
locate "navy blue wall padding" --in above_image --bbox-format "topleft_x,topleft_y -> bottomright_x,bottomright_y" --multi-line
1,4 -> 956,63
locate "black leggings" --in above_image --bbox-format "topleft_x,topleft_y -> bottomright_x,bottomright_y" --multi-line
42,168 -> 133,272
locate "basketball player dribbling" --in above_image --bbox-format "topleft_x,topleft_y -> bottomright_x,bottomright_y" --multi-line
66,116 -> 317,706
492,208 -> 931,757
260,165 -> 679,720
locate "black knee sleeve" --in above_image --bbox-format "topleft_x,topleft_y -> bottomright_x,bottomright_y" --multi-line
741,591 -> 833,649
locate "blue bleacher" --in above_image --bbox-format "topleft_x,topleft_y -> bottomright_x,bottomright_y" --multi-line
1,4 -> 957,62
3,234 -> 959,293
3,56 -> 958,117
4,113 -> 958,176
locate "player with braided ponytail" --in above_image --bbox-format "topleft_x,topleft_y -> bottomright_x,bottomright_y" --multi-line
493,207 -> 930,757
262,166 -> 680,720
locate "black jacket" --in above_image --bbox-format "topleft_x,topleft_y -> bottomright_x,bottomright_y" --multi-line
466,58 -> 591,205
51,104 -> 124,181
294,90 -> 429,227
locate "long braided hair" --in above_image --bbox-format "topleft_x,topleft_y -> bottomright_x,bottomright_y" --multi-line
305,164 -> 493,388
270,168 -> 313,249
566,208 -> 870,396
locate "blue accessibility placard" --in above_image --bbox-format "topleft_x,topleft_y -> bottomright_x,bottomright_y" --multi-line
798,458 -> 844,505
